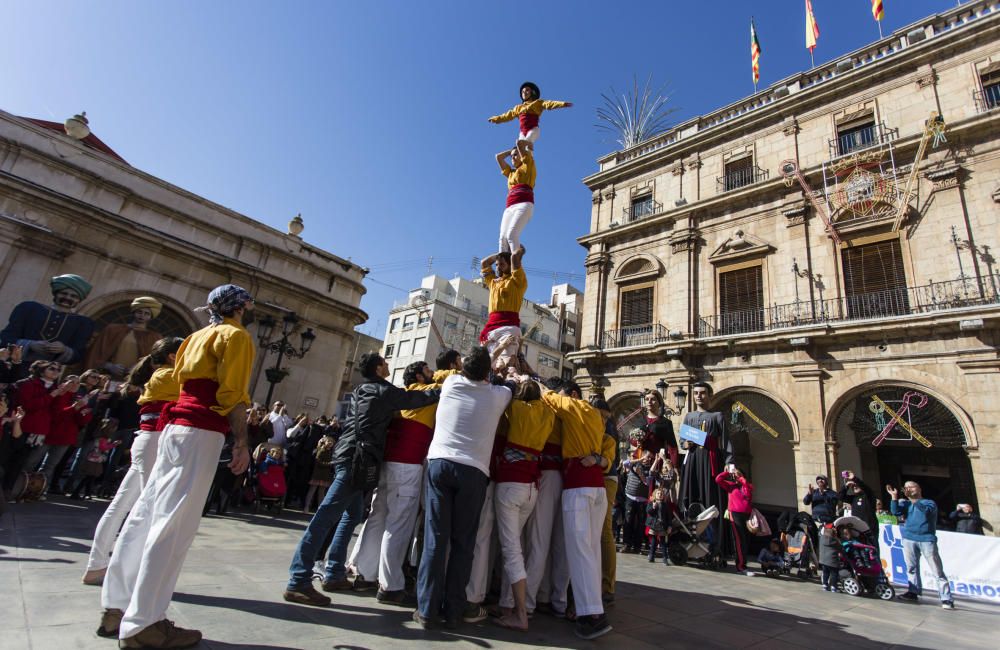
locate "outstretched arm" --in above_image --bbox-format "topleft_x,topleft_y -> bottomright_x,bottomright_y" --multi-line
488,105 -> 521,124
496,150 -> 512,174
541,100 -> 573,111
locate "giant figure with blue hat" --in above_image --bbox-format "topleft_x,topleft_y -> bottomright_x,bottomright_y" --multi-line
1,274 -> 96,366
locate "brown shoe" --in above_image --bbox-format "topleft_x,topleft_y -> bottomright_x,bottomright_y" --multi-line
284,585 -> 332,607
119,619 -> 201,648
320,578 -> 352,592
351,577 -> 377,592
96,608 -> 122,638
83,567 -> 107,586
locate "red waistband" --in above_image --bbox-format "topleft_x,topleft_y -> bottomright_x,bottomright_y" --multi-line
540,441 -> 562,471
479,311 -> 520,344
139,400 -> 170,431
506,184 -> 534,208
562,457 -> 605,489
384,417 -> 434,464
164,378 -> 229,434
519,112 -> 539,134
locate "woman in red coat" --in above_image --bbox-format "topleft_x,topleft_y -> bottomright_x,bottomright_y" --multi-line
43,375 -> 92,492
3,360 -> 71,490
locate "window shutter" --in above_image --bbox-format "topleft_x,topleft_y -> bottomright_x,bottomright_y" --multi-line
620,286 -> 653,327
842,239 -> 909,317
719,266 -> 763,333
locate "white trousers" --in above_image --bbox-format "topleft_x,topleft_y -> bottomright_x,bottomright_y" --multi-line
498,201 -> 534,254
485,326 -> 521,369
101,426 -> 224,639
86,431 -> 161,571
495,481 -> 538,608
348,461 -> 423,590
518,127 -> 540,144
465,481 -> 496,604
524,469 -> 564,611
562,486 -> 607,617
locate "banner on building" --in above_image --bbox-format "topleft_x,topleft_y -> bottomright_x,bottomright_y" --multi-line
879,524 -> 1000,605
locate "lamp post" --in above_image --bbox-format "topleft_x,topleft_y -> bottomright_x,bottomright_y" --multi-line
256,311 -> 317,407
654,378 -> 688,417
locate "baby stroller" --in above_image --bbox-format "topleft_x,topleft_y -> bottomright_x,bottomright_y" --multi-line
666,504 -> 722,568
779,511 -> 817,578
834,515 -> 895,600
252,443 -> 287,514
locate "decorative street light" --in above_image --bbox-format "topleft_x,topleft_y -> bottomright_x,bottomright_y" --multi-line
654,378 -> 688,417
256,311 -> 317,407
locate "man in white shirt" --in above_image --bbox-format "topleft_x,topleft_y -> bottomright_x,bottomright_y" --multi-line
414,346 -> 511,630
268,401 -> 294,447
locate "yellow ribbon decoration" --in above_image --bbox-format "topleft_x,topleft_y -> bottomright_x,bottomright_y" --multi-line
732,401 -> 780,438
869,394 -> 933,448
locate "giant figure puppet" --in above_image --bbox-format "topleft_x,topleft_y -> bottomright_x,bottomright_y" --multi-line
1,274 -> 95,367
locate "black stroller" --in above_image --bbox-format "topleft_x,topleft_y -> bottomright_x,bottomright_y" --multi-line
779,511 -> 818,578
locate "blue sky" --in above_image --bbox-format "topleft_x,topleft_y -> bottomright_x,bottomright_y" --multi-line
3,0 -> 955,336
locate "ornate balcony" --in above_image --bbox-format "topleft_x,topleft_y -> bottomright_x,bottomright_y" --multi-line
601,323 -> 669,349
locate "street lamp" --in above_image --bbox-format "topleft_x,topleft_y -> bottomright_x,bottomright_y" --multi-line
654,378 -> 688,416
256,311 -> 317,407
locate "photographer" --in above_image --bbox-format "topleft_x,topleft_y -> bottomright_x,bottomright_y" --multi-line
803,475 -> 839,525
716,465 -> 754,575
888,481 -> 954,609
838,470 -> 876,531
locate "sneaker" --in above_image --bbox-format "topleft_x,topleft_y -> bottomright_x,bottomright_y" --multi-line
120,619 -> 201,649
377,588 -> 416,606
82,567 -> 107,586
320,578 -> 353,592
744,570 -> 754,577
283,585 -> 332,607
830,587 -> 838,593
96,608 -> 122,638
352,577 -> 377,592
941,600 -> 955,610
462,602 -> 488,623
412,609 -> 436,629
822,585 -> 830,591
897,592 -> 919,603
574,614 -> 613,640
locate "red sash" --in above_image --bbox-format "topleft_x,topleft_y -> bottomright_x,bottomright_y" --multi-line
506,184 -> 534,207
164,378 -> 229,434
562,457 -> 605,489
479,311 -> 520,344
519,111 -> 540,134
384,417 -> 434,465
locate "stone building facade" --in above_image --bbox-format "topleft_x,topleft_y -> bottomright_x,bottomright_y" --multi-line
0,110 -> 367,416
570,1 -> 1000,527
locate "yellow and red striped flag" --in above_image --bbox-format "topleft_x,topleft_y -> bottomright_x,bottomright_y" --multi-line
872,0 -> 884,22
805,0 -> 820,53
751,18 -> 761,86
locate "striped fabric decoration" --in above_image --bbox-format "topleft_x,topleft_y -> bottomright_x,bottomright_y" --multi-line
872,0 -> 884,22
751,19 -> 762,86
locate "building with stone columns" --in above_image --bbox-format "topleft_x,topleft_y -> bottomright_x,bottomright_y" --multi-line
0,110 -> 367,416
570,1 -> 1000,528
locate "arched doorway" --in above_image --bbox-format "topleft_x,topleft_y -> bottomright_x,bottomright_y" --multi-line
831,385 -> 975,515
608,391 -> 644,458
714,389 -> 798,509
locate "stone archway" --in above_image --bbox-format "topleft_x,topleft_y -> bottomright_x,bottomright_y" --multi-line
828,382 -> 976,514
86,293 -> 198,340
713,387 -> 798,509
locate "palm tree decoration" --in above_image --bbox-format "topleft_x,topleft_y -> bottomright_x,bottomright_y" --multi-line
596,75 -> 678,150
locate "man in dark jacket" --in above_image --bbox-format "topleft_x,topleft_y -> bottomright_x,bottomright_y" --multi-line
803,475 -> 839,524
283,352 -> 439,606
839,470 -> 876,531
949,504 -> 984,535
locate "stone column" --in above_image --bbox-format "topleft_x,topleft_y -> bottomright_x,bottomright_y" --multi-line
789,367 -> 832,497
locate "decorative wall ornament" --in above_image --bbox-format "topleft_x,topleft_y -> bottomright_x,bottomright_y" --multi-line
925,164 -> 962,191
592,190 -> 603,205
731,401 -> 780,438
708,229 -> 773,264
602,188 -> 617,201
869,392 -> 932,448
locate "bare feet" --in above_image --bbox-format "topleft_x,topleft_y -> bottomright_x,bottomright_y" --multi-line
495,613 -> 528,631
82,567 -> 106,585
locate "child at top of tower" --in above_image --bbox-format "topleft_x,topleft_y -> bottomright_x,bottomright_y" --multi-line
488,82 -> 572,150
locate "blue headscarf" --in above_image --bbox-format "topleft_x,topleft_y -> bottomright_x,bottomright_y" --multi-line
200,284 -> 252,325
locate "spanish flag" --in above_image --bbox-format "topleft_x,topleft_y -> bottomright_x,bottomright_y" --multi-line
805,0 -> 820,53
751,19 -> 761,86
872,0 -> 884,22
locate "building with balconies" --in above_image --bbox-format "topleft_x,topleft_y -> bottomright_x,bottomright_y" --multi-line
571,1 -> 1000,527
382,274 -> 580,385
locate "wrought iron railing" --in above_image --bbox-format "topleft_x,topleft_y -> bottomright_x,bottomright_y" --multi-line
697,274 -> 1000,338
601,323 -> 669,349
717,164 -> 768,193
974,86 -> 1000,114
827,121 -> 898,159
622,197 -> 663,223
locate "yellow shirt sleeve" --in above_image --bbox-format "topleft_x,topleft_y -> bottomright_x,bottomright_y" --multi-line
489,103 -> 524,123
540,100 -> 569,111
601,434 -> 616,474
481,268 -> 496,288
431,369 -> 458,383
138,367 -> 180,404
511,267 -> 527,294
211,326 -> 255,416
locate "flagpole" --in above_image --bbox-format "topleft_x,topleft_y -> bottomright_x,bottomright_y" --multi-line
878,22 -> 883,38
810,50 -> 815,69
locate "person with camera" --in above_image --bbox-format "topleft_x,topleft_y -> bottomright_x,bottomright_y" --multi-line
949,503 -> 984,535
838,469 -> 876,531
803,475 -> 839,525
888,481 -> 954,609
715,464 -> 754,575
284,351 -> 439,607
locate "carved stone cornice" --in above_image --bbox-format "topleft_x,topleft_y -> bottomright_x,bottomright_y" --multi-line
782,118 -> 801,136
781,200 -> 808,227
602,188 -> 617,201
670,162 -> 684,176
925,164 -> 962,191
669,227 -> 699,254
584,250 -> 612,271
915,65 -> 938,89
686,156 -> 703,170
592,190 -> 602,205
790,368 -> 829,382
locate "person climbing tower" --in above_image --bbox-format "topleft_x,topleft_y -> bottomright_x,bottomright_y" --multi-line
488,81 -> 572,150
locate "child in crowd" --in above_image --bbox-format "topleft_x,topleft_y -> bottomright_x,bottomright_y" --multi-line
304,435 -> 335,515
621,446 -> 654,553
839,525 -> 872,570
757,539 -> 787,574
645,488 -> 671,564
488,82 -> 572,150
651,451 -> 678,503
818,524 -> 841,592
70,434 -> 116,499
258,445 -> 285,473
